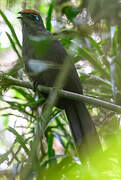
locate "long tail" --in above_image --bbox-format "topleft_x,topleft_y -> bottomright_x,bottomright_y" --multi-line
65,100 -> 102,155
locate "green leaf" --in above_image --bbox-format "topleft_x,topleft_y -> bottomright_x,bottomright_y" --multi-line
0,151 -> 9,163
8,126 -> 29,155
3,116 -> 9,128
46,2 -> 54,31
88,36 -> 103,54
12,87 -> 34,102
79,47 -> 109,79
6,32 -> 23,65
48,133 -> 54,157
62,6 -> 80,21
5,100 -> 33,117
0,9 -> 21,48
111,26 -> 118,56
47,132 -> 56,165
80,71 -> 112,87
53,131 -> 66,148
2,113 -> 27,120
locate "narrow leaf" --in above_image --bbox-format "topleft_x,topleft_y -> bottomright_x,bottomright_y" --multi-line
6,32 -> 22,62
46,2 -> 54,31
0,9 -> 21,48
8,126 -> 29,155
79,48 -> 109,79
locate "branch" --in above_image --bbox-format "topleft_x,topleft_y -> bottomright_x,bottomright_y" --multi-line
0,73 -> 121,113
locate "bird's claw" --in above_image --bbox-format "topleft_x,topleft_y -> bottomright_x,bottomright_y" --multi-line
33,81 -> 39,92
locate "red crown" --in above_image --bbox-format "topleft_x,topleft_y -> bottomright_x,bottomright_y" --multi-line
23,9 -> 39,15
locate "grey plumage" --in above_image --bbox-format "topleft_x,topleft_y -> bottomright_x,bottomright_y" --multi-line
19,10 -> 102,153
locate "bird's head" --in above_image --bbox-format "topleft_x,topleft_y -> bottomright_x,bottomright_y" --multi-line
18,9 -> 45,34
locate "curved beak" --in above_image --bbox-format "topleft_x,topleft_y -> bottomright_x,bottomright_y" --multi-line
17,11 -> 23,19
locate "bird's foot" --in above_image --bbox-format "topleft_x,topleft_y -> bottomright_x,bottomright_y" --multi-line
33,81 -> 39,92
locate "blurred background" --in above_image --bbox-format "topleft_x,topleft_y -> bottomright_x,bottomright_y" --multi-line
1,0 -> 121,179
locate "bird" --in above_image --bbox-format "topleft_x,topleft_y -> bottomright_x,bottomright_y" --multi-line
18,9 -> 102,154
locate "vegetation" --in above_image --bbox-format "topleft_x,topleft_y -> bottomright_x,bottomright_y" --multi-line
0,0 -> 121,179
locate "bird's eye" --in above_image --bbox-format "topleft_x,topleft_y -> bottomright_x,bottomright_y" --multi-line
28,14 -> 40,22
34,15 -> 40,21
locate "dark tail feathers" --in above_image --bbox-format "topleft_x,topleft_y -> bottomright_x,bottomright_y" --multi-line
65,100 -> 102,154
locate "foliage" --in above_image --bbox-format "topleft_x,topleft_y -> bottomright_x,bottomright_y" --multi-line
0,0 -> 121,179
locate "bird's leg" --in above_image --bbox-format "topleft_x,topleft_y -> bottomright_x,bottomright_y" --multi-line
33,81 -> 40,104
33,80 -> 39,92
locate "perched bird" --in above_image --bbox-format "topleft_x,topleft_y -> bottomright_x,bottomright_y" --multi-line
18,9 -> 101,153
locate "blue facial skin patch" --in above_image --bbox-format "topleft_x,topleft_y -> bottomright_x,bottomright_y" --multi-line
35,15 -> 40,21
